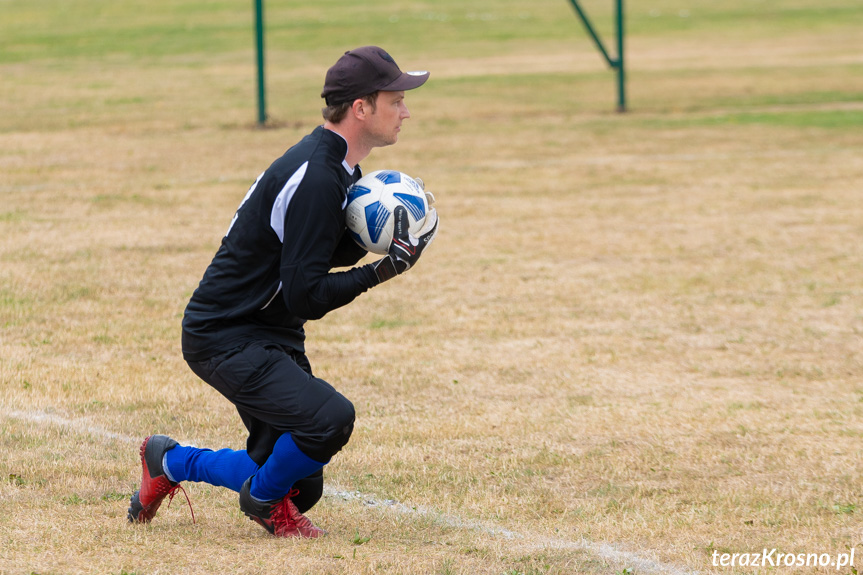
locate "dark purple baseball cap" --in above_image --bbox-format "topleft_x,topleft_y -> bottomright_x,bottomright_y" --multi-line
321,46 -> 429,106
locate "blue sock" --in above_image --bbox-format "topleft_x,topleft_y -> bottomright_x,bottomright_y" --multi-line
250,433 -> 327,502
163,445 -> 259,493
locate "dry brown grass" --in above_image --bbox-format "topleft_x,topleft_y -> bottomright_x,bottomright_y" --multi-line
2,1 -> 863,573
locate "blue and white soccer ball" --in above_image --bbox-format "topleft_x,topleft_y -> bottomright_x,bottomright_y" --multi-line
345,170 -> 430,255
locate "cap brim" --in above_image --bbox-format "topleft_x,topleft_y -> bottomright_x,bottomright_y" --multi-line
382,71 -> 430,92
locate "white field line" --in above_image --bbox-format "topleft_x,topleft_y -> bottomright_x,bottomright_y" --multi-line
325,488 -> 695,575
4,409 -> 138,443
2,408 -> 697,575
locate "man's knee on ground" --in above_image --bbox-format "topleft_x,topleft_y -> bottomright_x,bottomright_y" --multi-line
291,469 -> 323,513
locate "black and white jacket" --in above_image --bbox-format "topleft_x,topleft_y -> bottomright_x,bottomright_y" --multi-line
182,126 -> 377,361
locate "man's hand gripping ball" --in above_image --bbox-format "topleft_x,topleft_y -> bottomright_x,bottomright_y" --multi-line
372,199 -> 439,283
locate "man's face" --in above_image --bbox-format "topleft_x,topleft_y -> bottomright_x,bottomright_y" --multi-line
364,90 -> 410,148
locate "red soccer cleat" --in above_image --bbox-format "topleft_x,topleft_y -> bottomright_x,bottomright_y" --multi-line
128,435 -> 194,524
239,478 -> 324,538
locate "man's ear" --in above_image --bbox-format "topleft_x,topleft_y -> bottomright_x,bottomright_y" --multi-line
351,98 -> 366,120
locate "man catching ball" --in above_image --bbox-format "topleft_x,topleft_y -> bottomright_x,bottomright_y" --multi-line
127,46 -> 438,537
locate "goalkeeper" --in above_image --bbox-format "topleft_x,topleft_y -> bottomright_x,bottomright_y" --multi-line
127,46 -> 438,537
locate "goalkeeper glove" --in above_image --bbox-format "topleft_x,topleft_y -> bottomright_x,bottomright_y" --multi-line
372,204 -> 439,283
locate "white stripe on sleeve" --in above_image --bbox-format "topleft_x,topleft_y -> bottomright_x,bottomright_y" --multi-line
270,161 -> 309,243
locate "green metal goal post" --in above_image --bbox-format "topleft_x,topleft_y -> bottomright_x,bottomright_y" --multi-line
252,0 -> 626,125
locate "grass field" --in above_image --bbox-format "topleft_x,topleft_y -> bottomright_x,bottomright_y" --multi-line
2,0 -> 862,573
